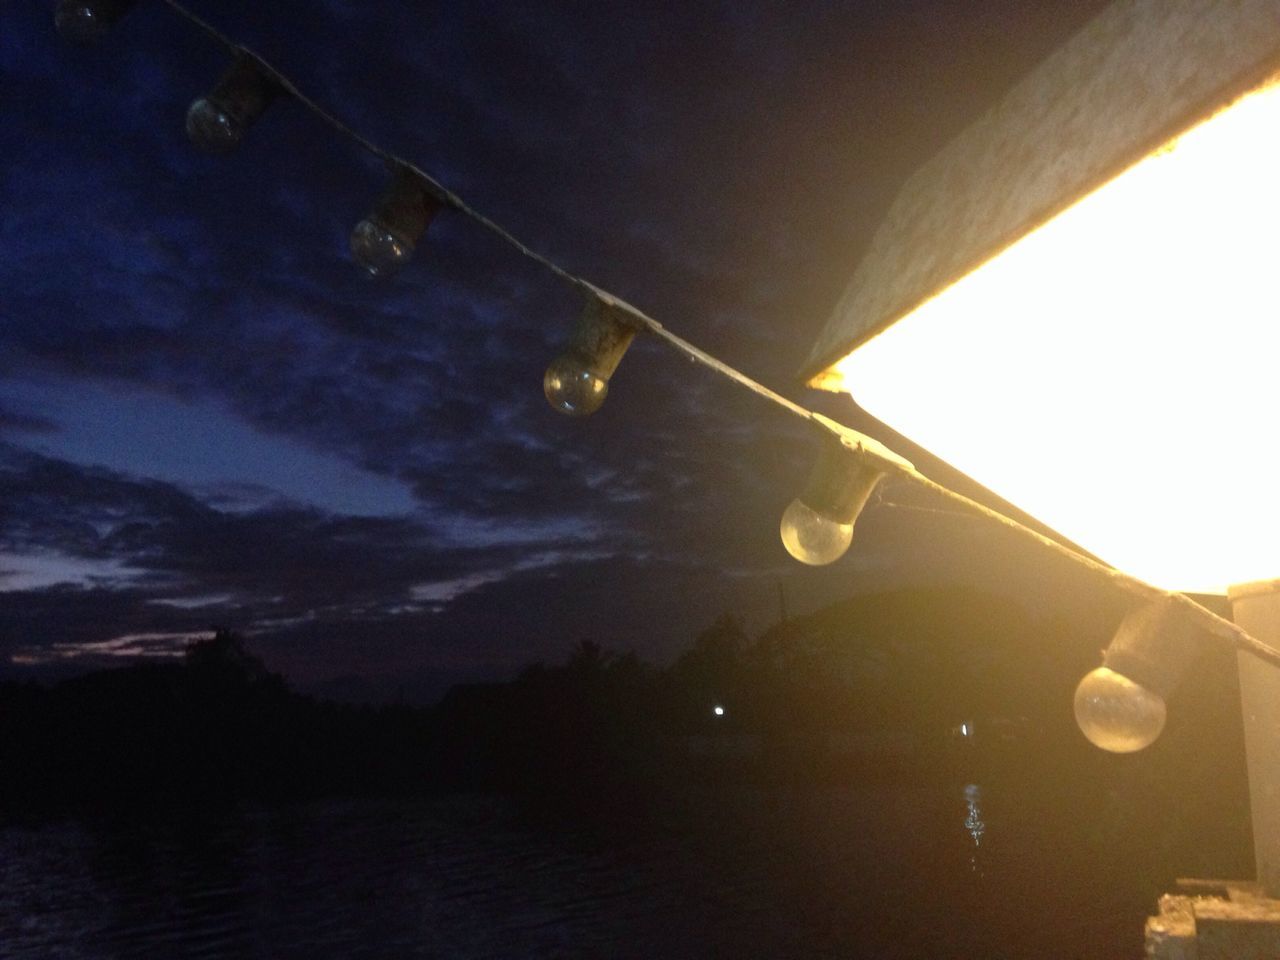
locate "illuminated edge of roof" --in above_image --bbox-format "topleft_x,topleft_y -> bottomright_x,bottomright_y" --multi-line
802,0 -> 1280,390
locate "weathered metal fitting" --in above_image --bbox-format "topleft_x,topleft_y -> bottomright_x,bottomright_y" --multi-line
1104,598 -> 1202,699
799,432 -> 887,525
204,54 -> 281,128
561,296 -> 637,381
369,164 -> 443,243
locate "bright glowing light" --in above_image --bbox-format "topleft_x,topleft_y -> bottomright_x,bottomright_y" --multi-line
960,723 -> 969,737
713,705 -> 725,717
833,77 -> 1280,593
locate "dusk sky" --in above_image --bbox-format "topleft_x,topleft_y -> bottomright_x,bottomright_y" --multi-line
0,0 -> 1115,699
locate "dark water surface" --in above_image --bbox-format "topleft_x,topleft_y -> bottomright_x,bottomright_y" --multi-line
0,781 -> 1186,959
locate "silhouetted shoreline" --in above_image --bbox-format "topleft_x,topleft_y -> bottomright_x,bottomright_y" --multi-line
0,585 -> 1253,862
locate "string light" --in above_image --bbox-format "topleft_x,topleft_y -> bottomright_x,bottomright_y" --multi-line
350,164 -> 443,279
781,431 -> 885,565
55,0 -> 1280,683
186,55 -> 280,154
544,296 -> 637,417
54,0 -> 136,44
1074,599 -> 1200,753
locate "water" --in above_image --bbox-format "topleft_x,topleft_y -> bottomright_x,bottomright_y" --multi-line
0,783 -> 1170,959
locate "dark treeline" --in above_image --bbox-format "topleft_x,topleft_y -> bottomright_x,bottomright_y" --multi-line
0,631 -> 436,816
0,585 -> 1250,839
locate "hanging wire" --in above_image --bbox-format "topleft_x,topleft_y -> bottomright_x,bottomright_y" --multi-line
126,1 -> 1280,669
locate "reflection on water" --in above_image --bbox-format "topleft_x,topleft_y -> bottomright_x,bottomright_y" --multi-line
0,784 -> 1156,960
963,782 -> 986,876
964,783 -> 986,847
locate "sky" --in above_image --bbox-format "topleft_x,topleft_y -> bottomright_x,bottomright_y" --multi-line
0,0 -> 1115,700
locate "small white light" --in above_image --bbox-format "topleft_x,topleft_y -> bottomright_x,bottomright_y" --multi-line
713,705 -> 725,717
960,723 -> 969,737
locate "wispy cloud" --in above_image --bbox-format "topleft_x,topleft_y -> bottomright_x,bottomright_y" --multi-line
11,630 -> 210,665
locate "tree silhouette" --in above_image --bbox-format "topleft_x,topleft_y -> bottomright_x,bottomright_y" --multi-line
184,628 -> 273,685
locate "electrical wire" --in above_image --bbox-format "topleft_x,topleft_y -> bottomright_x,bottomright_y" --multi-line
115,1 -> 1280,668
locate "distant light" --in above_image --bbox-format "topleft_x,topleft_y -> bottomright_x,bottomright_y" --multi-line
713,705 -> 725,717
960,723 -> 970,737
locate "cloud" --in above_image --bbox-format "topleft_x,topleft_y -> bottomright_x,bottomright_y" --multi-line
11,629 -> 209,666
0,405 -> 59,437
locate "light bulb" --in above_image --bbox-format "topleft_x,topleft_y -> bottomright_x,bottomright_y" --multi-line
186,58 -> 277,154
348,167 -> 440,279
544,354 -> 607,416
54,0 -> 129,44
185,98 -> 248,154
543,297 -> 636,417
780,432 -> 884,565
1073,666 -> 1166,753
350,220 -> 414,277
780,497 -> 853,566
54,2 -> 109,43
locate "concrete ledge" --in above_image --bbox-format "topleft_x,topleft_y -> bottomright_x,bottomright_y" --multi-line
1147,882 -> 1280,960
1147,895 -> 1198,960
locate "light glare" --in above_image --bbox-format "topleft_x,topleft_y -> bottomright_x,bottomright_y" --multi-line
834,77 -> 1280,593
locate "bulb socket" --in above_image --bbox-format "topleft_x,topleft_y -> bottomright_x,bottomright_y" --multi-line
1102,598 -> 1202,700
798,436 -> 886,525
366,164 -> 442,245
556,296 -> 638,383
199,54 -> 280,133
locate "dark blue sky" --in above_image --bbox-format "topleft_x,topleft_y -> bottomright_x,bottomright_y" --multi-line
0,0 -> 1111,698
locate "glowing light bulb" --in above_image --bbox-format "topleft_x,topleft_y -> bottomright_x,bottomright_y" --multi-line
543,297 -> 636,417
713,705 -> 725,717
186,58 -> 277,154
54,0 -> 131,44
1073,666 -> 1166,753
780,498 -> 853,565
349,167 -> 440,278
543,354 -> 607,416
